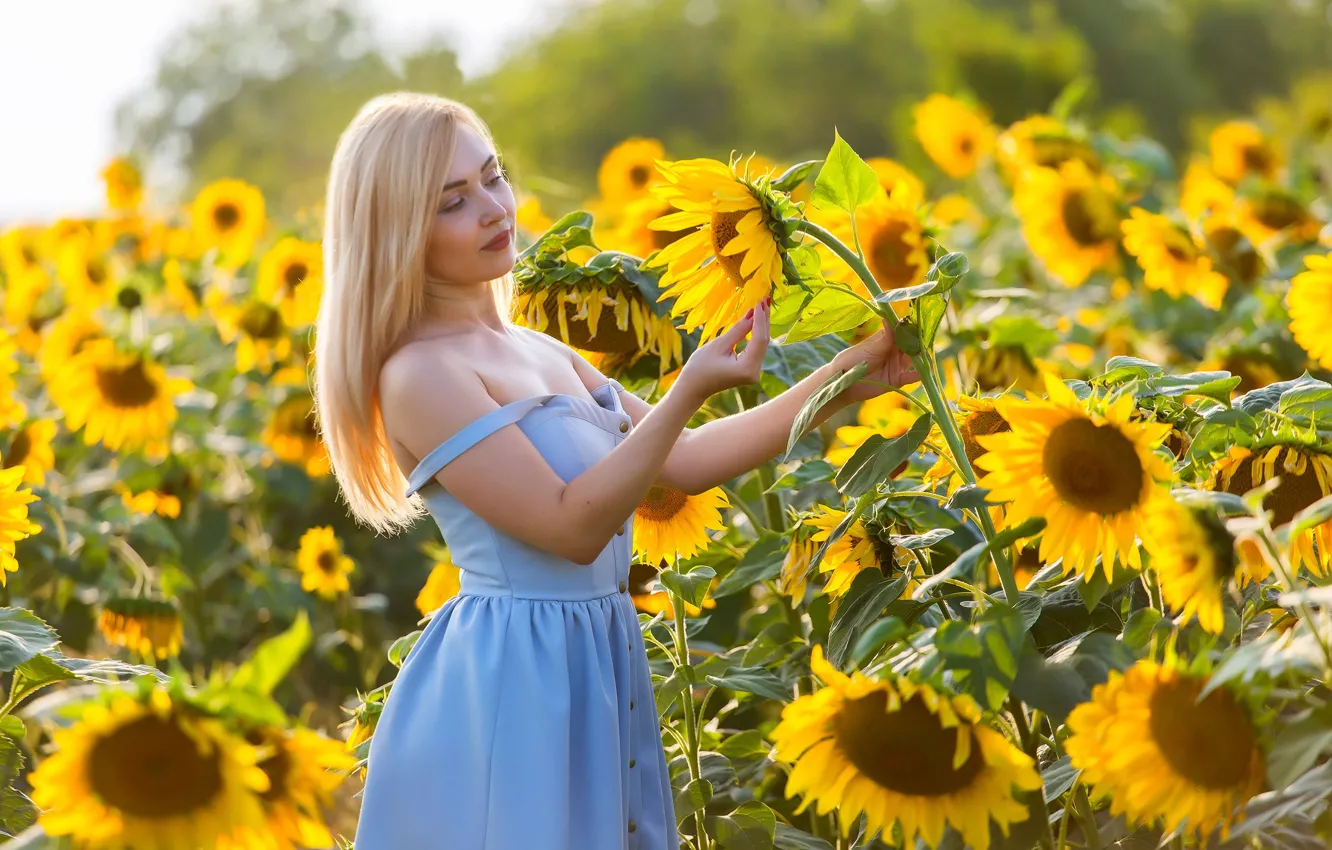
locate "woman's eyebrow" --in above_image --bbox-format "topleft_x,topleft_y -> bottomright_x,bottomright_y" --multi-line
441,155 -> 498,191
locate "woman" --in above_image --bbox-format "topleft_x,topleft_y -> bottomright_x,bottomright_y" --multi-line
314,92 -> 918,849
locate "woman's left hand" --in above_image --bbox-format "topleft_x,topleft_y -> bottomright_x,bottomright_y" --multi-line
830,317 -> 921,405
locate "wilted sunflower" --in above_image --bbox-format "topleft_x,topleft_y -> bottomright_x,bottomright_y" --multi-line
1013,159 -> 1122,287
211,293 -> 291,374
263,391 -> 329,477
515,281 -> 682,373
0,466 -> 41,586
47,338 -> 192,457
416,552 -> 461,616
2,419 -> 57,486
826,391 -> 919,467
98,595 -> 184,659
912,94 -> 995,179
770,644 -> 1040,849
1208,442 -> 1332,576
257,237 -> 323,328
643,156 -> 796,341
29,689 -> 271,850
1237,186 -> 1322,246
1142,499 -> 1240,634
0,329 -> 27,429
100,156 -> 143,212
297,526 -> 355,600
633,484 -> 729,564
1288,253 -> 1332,369
190,178 -> 266,266
1208,120 -> 1280,185
1121,208 -> 1229,309
812,185 -> 929,297
1066,661 -> 1265,842
996,115 -> 1100,180
229,726 -> 355,850
976,373 -> 1174,581
598,138 -> 667,206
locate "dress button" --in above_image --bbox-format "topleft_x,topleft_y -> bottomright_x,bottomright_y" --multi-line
619,421 -> 629,433
629,758 -> 636,768
628,821 -> 637,833
616,527 -> 624,536
619,582 -> 627,593
630,699 -> 635,710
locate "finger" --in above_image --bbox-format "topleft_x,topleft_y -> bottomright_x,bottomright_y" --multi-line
741,297 -> 771,364
716,308 -> 757,351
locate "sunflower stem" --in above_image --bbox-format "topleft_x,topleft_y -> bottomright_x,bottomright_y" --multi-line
1009,697 -> 1057,850
1073,785 -> 1102,850
671,590 -> 711,848
792,219 -> 885,300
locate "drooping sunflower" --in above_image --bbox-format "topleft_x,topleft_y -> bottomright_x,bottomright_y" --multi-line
995,115 -> 1100,181
211,294 -> 291,374
416,552 -> 461,616
256,237 -> 323,328
1208,120 -> 1280,186
1142,498 -> 1240,634
1012,159 -> 1122,287
297,526 -> 355,600
633,484 -> 730,564
29,689 -> 271,850
598,138 -> 668,206
1207,442 -> 1332,577
826,391 -> 920,467
47,338 -> 192,457
1288,253 -> 1332,370
1065,661 -> 1265,842
912,94 -> 995,179
0,328 -> 27,429
812,185 -> 930,298
190,178 -> 267,266
227,726 -> 355,850
98,595 -> 184,659
262,391 -> 329,477
975,373 -> 1174,581
514,281 -> 682,373
643,156 -> 796,341
1120,208 -> 1229,309
770,644 -> 1040,849
0,466 -> 41,586
2,419 -> 57,487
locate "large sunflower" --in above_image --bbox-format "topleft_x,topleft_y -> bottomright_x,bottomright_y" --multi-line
770,644 -> 1040,849
29,689 -> 271,850
297,526 -> 355,600
97,595 -> 184,659
228,726 -> 354,850
642,157 -> 792,341
47,338 -> 193,457
0,466 -> 41,586
262,391 -> 330,477
1065,661 -> 1265,842
1013,159 -> 1122,287
416,552 -> 461,616
1142,498 -> 1240,634
912,94 -> 995,179
1208,120 -> 1280,185
975,373 -> 1174,581
867,157 -> 926,206
2,418 -> 57,486
1288,253 -> 1332,369
256,237 -> 323,328
1121,208 -> 1229,309
812,186 -> 929,298
826,391 -> 919,468
598,138 -> 667,206
633,484 -> 729,564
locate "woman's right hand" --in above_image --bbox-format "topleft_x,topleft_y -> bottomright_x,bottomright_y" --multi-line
674,296 -> 772,404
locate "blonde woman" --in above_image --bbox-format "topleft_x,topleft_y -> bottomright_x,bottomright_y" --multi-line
315,92 -> 918,849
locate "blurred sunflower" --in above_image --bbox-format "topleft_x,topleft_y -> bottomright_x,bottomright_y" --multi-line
158,257 -> 203,320
770,644 -> 1040,849
1208,120 -> 1280,185
37,308 -> 105,383
1066,661 -> 1264,842
976,373 -> 1174,581
48,338 -> 192,457
627,560 -> 717,618
1121,208 -> 1229,309
1200,349 -> 1283,397
1202,213 -> 1264,286
263,391 -> 329,477
0,466 -> 41,586
812,185 -> 929,298
100,156 -> 143,212
416,552 -> 461,616
190,178 -> 266,266
1179,161 -> 1236,222
97,595 -> 183,659
0,328 -> 27,429
515,194 -> 554,239
642,156 -> 796,341
257,237 -> 323,328
633,484 -> 729,564
1237,185 -> 1322,246
56,230 -> 118,308
1142,499 -> 1240,634
2,419 -> 57,487
826,392 -> 920,467
297,526 -> 355,600
29,689 -> 271,850
232,726 -> 354,850
0,226 -> 44,280
117,483 -> 182,520
1013,159 -> 1122,287
866,157 -> 925,206
601,194 -> 688,258
598,137 -> 667,206
211,294 -> 291,374
1288,253 -> 1332,369
912,94 -> 995,179
960,343 -> 1044,394
995,115 -> 1100,180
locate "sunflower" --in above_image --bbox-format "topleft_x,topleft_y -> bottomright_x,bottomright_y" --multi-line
0,328 -> 27,429
778,529 -> 818,602
98,595 -> 184,659
190,178 -> 267,266
826,392 -> 920,468
0,466 -> 41,586
912,94 -> 995,179
1288,253 -> 1332,369
632,484 -> 729,564
212,295 -> 291,374
770,644 -> 1040,849
38,308 -> 105,383
228,726 -> 354,850
100,156 -> 143,212
1208,120 -> 1280,185
975,373 -> 1174,581
158,258 -> 203,320
0,226 -> 43,280
601,194 -> 691,258
866,157 -> 926,206
812,185 -> 929,298
598,137 -> 667,206
1065,661 -> 1265,842
515,194 -> 555,238
1142,498 -> 1239,634
56,230 -> 118,308
29,688 -> 271,850
1120,208 -> 1229,309
627,560 -> 717,618
995,115 -> 1100,180
514,282 -> 682,372
296,526 -> 355,600
642,157 -> 793,341
924,395 -> 1012,490
803,505 -> 887,599
2,419 -> 57,487
1179,161 -> 1236,223
416,553 -> 461,616
1012,159 -> 1122,287
47,338 -> 192,457
960,343 -> 1045,394
117,484 -> 182,520
1207,443 -> 1332,577
263,391 -> 329,477
1237,186 -> 1322,245
256,238 -> 323,328
1202,213 -> 1264,285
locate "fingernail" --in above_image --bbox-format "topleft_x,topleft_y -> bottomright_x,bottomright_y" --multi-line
745,308 -> 754,318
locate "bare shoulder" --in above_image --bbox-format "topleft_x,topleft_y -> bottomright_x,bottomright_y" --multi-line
379,340 -> 491,457
511,325 -> 610,391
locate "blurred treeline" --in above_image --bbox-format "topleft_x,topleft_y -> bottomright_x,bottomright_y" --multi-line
115,0 -> 1332,217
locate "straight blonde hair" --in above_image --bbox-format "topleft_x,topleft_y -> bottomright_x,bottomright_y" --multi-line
313,92 -> 515,535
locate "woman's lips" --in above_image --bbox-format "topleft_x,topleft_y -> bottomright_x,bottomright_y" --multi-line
482,229 -> 512,250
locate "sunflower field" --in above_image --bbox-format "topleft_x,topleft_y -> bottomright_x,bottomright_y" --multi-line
3,68 -> 1332,850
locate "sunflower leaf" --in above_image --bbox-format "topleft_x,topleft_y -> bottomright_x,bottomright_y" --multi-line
785,361 -> 867,461
915,291 -> 949,352
674,777 -> 714,821
706,667 -> 793,703
1236,372 -> 1330,415
763,459 -> 835,494
1266,709 -> 1332,790
811,130 -> 881,217
772,160 -> 822,194
227,610 -> 311,696
712,800 -> 777,849
827,571 -> 910,667
658,566 -> 717,609
712,534 -> 786,599
781,286 -> 872,345
835,412 -> 933,498
944,484 -> 991,511
387,629 -> 423,669
0,610 -> 59,673
773,823 -> 833,850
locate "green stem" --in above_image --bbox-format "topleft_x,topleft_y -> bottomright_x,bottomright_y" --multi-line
672,592 -> 709,848
1073,785 -> 1102,850
753,463 -> 786,532
793,219 -> 885,299
1009,698 -> 1056,850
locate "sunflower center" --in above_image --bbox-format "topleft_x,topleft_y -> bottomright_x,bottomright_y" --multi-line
1252,194 -> 1308,231
957,135 -> 975,158
1148,677 -> 1255,790
316,550 -> 338,573
961,407 -> 1010,466
637,486 -> 688,522
1043,417 -> 1145,516
87,258 -> 108,285
254,740 -> 291,803
629,165 -> 652,189
1207,226 -> 1261,282
95,357 -> 160,408
1226,446 -> 1329,527
1061,190 -> 1116,247
239,302 -> 284,340
1239,144 -> 1274,176
89,714 -> 224,817
709,210 -> 750,287
4,431 -> 30,468
276,397 -> 320,439
834,690 -> 985,796
868,220 -> 921,289
282,262 -> 309,291
212,203 -> 241,232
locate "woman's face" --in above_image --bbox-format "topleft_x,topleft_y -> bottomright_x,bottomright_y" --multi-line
423,122 -> 517,286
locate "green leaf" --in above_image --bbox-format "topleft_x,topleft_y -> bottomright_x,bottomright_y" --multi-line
785,361 -> 867,460
834,412 -> 932,497
1171,487 -> 1250,517
772,160 -> 821,193
1236,373 -> 1330,415
713,800 -> 777,850
1042,755 -> 1079,803
718,730 -> 770,762
874,279 -> 939,303
387,629 -> 423,668
773,823 -> 834,850
0,610 -> 58,672
712,534 -> 786,599
988,316 -> 1058,357
781,286 -> 872,345
1100,356 -> 1166,382
0,717 -> 23,741
890,529 -> 954,549
912,517 -> 1047,599
915,291 -> 949,352
1279,383 -> 1332,427
927,251 -> 969,292
1140,371 -> 1241,402
764,460 -> 835,494
944,484 -> 991,511
849,616 -> 907,666
706,667 -> 792,703
827,571 -> 910,667
1267,710 -> 1332,789
658,566 -> 717,609
229,610 -> 311,696
811,130 -> 880,216
934,604 -> 1027,709
674,777 -> 714,821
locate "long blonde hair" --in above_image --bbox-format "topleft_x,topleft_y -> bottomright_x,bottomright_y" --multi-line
313,92 -> 515,535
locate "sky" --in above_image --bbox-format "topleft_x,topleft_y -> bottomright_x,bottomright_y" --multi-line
0,0 -> 569,223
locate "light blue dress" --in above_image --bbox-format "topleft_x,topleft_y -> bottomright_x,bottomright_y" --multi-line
354,379 -> 680,850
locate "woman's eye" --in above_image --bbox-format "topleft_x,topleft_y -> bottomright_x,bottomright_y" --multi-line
487,171 -> 506,186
